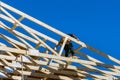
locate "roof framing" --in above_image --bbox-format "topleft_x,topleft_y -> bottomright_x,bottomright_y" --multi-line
0,1 -> 120,80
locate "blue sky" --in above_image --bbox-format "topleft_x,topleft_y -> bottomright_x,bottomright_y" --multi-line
1,0 -> 120,62
1,0 -> 120,79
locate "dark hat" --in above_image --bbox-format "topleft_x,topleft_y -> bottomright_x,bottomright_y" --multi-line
68,34 -> 79,40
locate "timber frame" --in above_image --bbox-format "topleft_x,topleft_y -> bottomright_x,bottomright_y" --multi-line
0,1 -> 120,80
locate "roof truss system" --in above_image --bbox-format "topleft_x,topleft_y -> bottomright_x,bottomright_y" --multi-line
0,1 -> 120,80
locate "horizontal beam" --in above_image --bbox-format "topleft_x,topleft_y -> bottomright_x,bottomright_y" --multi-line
0,67 -> 82,80
0,59 -> 110,79
0,54 -> 99,78
0,46 -> 120,77
0,46 -> 120,70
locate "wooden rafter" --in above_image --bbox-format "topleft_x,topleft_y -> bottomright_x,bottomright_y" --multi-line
0,1 -> 120,80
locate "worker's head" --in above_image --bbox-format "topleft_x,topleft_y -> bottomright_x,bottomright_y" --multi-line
68,34 -> 79,41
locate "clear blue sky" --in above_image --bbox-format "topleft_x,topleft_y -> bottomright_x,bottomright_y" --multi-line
1,0 -> 120,62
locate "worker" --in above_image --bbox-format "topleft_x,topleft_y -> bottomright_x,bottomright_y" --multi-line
64,40 -> 74,57
59,34 -> 79,57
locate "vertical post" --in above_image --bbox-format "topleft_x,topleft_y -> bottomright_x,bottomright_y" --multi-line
47,37 -> 68,65
21,55 -> 24,80
58,37 -> 68,56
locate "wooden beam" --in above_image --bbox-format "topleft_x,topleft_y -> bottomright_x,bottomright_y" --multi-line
1,14 -> 120,74
0,9 -> 59,55
0,21 -> 39,44
0,67 -> 82,80
1,1 -> 87,48
87,45 -> 120,65
0,46 -> 120,71
11,16 -> 24,31
0,34 -> 27,49
0,14 -> 58,45
1,1 -> 120,79
0,47 -> 120,78
0,43 -> 15,56
0,54 -> 113,79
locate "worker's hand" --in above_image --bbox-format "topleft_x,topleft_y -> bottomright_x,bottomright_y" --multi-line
72,56 -> 78,59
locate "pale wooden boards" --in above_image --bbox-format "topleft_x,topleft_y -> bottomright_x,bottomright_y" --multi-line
0,1 -> 120,80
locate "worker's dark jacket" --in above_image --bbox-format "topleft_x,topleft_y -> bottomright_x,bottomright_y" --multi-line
64,42 -> 74,57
